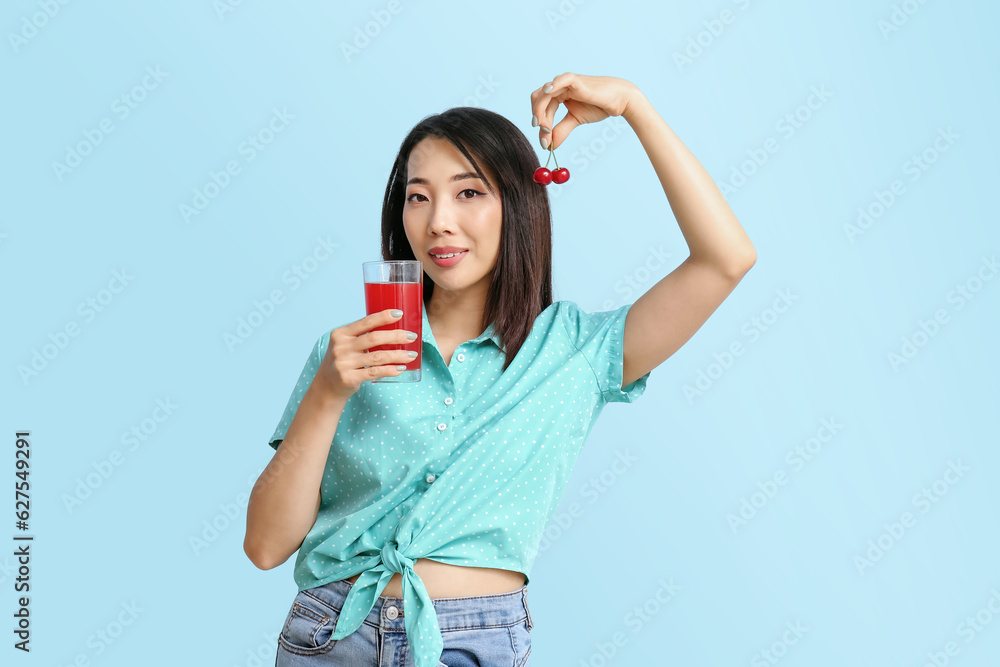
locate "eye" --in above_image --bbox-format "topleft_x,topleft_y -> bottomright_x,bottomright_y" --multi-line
406,189 -> 485,203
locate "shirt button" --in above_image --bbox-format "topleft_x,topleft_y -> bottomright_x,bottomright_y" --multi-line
444,397 -> 453,405
437,423 -> 447,431
456,353 -> 465,362
426,474 -> 436,484
385,605 -> 399,620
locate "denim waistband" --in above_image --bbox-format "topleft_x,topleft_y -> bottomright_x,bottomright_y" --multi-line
303,576 -> 533,633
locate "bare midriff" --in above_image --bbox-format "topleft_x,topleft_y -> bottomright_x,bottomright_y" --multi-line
344,558 -> 526,599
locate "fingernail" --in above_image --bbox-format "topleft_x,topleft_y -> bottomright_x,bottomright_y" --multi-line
540,136 -> 549,150
407,350 -> 418,358
539,126 -> 551,134
543,83 -> 553,93
531,114 -> 538,127
391,309 -> 403,317
405,331 -> 417,340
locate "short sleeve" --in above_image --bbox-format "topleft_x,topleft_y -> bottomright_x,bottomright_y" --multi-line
559,301 -> 651,404
267,331 -> 329,450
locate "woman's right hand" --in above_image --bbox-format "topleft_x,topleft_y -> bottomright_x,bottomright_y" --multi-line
313,309 -> 418,402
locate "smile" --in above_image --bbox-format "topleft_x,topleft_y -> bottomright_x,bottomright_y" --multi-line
429,250 -> 468,267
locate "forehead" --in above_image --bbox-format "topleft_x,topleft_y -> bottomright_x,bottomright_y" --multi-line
407,136 -> 467,172
405,137 -> 498,190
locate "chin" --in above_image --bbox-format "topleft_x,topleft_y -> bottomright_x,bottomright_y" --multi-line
432,269 -> 487,290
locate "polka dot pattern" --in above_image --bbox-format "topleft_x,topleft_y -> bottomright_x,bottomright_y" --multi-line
266,300 -> 651,667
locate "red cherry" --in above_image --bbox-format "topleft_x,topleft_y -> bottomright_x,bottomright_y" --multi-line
533,167 -> 552,185
551,167 -> 570,184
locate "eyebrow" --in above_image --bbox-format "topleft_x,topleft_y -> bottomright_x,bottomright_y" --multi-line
406,172 -> 483,186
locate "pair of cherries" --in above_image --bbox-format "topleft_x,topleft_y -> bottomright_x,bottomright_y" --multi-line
532,145 -> 569,185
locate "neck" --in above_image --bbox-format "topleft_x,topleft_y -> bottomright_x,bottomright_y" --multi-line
426,285 -> 488,341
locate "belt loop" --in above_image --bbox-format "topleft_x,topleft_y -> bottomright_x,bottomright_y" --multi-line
521,587 -> 534,630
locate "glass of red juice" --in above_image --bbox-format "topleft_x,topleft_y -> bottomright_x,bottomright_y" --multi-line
362,260 -> 423,383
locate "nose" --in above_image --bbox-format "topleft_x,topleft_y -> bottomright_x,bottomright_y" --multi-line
426,204 -> 455,235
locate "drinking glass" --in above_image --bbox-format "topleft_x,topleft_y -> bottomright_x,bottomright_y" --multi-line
362,260 -> 423,383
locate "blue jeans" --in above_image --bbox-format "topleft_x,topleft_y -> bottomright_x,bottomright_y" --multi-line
275,577 -> 534,667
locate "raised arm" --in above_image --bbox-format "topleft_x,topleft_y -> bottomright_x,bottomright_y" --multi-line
617,90 -> 756,388
529,72 -> 756,389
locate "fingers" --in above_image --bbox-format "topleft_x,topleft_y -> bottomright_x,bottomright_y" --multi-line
358,325 -> 418,361
539,94 -> 580,151
531,73 -> 574,150
324,309 -> 417,396
538,95 -> 558,149
547,95 -> 581,150
531,81 -> 558,136
358,326 -> 417,350
357,326 -> 419,375
360,347 -> 414,370
550,113 -> 581,152
349,308 -> 402,336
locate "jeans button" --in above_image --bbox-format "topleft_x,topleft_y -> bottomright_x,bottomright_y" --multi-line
385,605 -> 399,620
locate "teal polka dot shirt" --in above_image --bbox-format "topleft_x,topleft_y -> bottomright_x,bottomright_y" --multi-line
267,300 -> 652,667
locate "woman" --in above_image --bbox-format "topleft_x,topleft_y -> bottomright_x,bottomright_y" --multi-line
245,72 -> 756,667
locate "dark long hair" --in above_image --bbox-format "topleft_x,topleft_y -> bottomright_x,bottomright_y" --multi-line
380,107 -> 553,372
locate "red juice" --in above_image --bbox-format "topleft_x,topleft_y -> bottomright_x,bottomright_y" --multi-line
363,280 -> 422,372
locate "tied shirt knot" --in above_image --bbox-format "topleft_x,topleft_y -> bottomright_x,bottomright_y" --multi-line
331,535 -> 445,667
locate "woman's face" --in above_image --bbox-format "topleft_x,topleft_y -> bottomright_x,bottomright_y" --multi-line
402,136 -> 502,300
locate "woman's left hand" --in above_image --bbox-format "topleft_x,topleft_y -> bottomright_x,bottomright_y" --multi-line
530,73 -> 642,151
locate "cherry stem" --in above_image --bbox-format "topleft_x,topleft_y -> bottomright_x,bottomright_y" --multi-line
551,146 -> 560,170
544,150 -> 552,169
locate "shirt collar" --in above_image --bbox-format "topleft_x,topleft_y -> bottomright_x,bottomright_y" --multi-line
421,306 -> 500,348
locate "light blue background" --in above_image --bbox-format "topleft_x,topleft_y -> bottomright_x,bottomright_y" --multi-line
4,1 -> 999,665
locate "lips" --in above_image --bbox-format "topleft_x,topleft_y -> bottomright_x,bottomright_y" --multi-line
429,246 -> 468,255
428,249 -> 468,267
